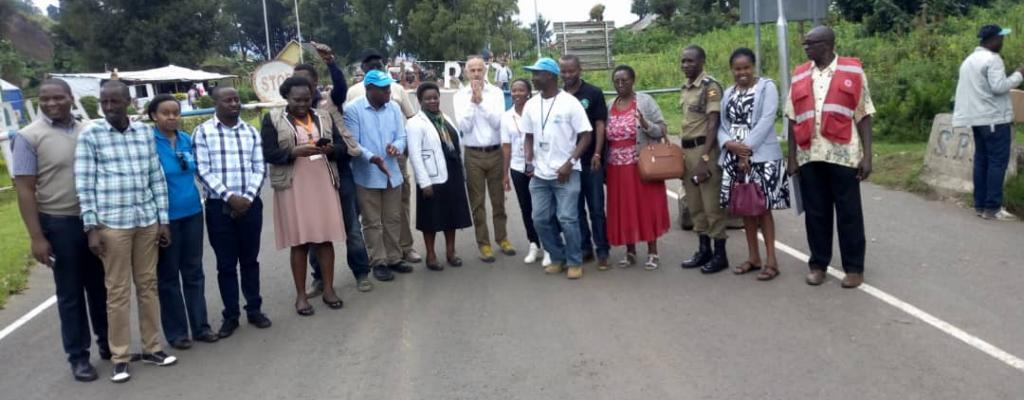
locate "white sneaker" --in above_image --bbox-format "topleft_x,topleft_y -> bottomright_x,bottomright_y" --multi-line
541,251 -> 552,267
993,208 -> 1018,221
523,243 -> 542,264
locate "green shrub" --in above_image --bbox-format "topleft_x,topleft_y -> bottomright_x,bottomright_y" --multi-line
195,95 -> 215,109
79,96 -> 99,119
179,115 -> 207,134
173,92 -> 188,101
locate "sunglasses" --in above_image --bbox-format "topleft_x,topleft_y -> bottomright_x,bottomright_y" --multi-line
175,152 -> 189,171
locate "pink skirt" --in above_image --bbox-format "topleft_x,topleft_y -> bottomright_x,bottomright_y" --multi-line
273,156 -> 345,249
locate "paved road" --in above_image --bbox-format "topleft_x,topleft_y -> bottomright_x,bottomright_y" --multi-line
0,182 -> 1021,399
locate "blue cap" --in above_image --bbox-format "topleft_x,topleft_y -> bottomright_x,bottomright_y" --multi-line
364,70 -> 394,88
524,58 -> 560,76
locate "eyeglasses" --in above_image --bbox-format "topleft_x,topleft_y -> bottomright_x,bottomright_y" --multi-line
175,152 -> 188,171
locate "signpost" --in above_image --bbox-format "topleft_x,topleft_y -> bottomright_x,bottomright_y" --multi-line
552,21 -> 615,70
251,61 -> 294,103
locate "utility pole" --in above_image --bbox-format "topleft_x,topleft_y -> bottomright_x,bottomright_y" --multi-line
776,0 -> 790,138
534,0 -> 542,59
262,0 -> 272,60
294,0 -> 304,63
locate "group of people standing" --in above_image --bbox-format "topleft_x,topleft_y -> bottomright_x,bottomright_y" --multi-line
14,26 -> 883,385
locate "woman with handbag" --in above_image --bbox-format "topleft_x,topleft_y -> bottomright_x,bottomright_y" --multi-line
407,83 -> 473,271
718,48 -> 790,281
606,65 -> 672,270
261,76 -> 346,315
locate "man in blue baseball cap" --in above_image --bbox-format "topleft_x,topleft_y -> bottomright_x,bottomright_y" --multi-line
344,69 -> 413,282
521,58 -> 594,280
954,24 -> 1024,221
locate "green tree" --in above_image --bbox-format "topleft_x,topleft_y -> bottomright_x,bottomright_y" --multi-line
401,0 -> 519,60
649,0 -> 680,20
631,0 -> 651,18
55,0 -> 228,70
222,0 -> 293,61
291,0 -> 356,62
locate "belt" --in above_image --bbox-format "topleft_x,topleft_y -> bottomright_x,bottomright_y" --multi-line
680,136 -> 707,149
465,145 -> 501,153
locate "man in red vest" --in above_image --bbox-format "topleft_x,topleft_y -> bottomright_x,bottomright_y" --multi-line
785,26 -> 875,289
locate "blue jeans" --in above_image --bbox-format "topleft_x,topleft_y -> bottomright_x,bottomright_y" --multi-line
206,198 -> 264,320
311,172 -> 372,280
530,171 -> 582,266
157,212 -> 212,342
972,123 -> 1012,212
578,162 -> 609,259
39,213 -> 108,364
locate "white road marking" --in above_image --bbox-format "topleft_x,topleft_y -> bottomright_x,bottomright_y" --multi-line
0,295 -> 55,342
1,191 -> 1020,374
666,189 -> 1024,372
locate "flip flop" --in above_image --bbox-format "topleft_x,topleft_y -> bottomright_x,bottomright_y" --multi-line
757,265 -> 780,281
733,261 -> 763,275
296,305 -> 315,316
322,296 -> 344,310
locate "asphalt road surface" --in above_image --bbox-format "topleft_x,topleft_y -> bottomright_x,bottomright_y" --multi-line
0,182 -> 1021,399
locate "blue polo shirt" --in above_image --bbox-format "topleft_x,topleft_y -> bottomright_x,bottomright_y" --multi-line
153,128 -> 203,220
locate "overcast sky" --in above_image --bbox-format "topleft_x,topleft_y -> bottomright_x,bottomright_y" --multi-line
31,0 -> 639,27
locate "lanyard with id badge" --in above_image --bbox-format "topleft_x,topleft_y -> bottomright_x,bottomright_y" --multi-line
538,95 -> 557,169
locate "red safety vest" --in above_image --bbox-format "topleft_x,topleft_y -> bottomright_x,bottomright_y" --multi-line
789,57 -> 864,150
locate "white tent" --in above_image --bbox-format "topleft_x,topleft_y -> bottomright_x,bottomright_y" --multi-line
50,65 -> 236,107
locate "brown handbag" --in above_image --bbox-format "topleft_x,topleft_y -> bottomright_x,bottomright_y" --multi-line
638,140 -> 685,182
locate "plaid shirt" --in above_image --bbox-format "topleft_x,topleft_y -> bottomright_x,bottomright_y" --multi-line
75,119 -> 169,229
192,116 -> 265,201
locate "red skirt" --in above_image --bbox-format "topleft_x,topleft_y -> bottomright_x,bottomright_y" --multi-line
606,163 -> 671,246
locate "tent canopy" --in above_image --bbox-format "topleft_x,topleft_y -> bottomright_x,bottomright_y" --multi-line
50,65 -> 235,83
0,78 -> 18,91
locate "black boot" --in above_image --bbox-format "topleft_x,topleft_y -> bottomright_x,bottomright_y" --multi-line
701,238 -> 729,274
681,235 -> 712,269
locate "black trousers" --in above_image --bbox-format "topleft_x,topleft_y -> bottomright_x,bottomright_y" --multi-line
206,198 -> 264,320
511,169 -> 540,244
798,162 -> 866,273
39,213 -> 108,363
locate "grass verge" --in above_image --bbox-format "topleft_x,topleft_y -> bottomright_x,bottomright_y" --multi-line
0,190 -> 32,309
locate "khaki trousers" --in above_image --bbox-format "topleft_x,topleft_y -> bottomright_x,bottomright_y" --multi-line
357,186 -> 403,267
465,148 -> 508,247
682,146 -> 728,239
98,224 -> 163,363
399,155 -> 414,253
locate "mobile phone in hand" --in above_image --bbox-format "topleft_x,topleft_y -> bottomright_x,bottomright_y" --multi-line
316,138 -> 331,147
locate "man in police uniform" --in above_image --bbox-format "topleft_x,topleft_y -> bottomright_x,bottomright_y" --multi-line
678,45 -> 729,274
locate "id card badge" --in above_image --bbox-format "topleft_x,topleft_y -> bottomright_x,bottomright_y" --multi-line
309,154 -> 324,161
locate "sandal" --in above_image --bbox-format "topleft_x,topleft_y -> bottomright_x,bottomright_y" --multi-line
643,255 -> 660,271
446,255 -> 463,267
426,263 -> 444,271
322,296 -> 344,310
733,261 -> 762,275
296,303 -> 315,316
617,253 -> 637,268
757,265 -> 780,281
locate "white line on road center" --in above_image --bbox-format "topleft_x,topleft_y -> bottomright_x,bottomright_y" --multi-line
0,192 -> 1020,373
0,295 -> 55,342
666,189 -> 1024,372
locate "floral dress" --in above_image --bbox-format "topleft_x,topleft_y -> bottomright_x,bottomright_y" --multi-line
719,87 -> 791,210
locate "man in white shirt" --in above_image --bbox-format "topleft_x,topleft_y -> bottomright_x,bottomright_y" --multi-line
455,56 -> 515,262
522,58 -> 593,280
953,24 -> 1024,221
494,58 -> 512,91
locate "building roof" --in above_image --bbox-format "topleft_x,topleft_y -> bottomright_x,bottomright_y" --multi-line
50,65 -> 235,83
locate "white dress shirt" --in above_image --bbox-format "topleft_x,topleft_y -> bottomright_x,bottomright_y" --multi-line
453,82 -> 505,147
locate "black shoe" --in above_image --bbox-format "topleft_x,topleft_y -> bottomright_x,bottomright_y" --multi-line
681,235 -> 712,269
389,262 -> 414,273
194,331 -> 219,343
701,239 -> 730,274
141,351 -> 178,366
217,319 -> 239,339
373,265 -> 395,281
110,362 -> 130,383
247,313 -> 272,329
582,252 -> 595,263
98,345 -> 112,361
71,360 -> 98,382
169,338 -> 192,350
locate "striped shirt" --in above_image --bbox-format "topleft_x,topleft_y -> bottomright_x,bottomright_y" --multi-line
75,119 -> 170,229
192,116 -> 266,201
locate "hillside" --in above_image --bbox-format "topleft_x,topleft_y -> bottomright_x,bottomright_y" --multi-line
581,1 -> 1024,142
